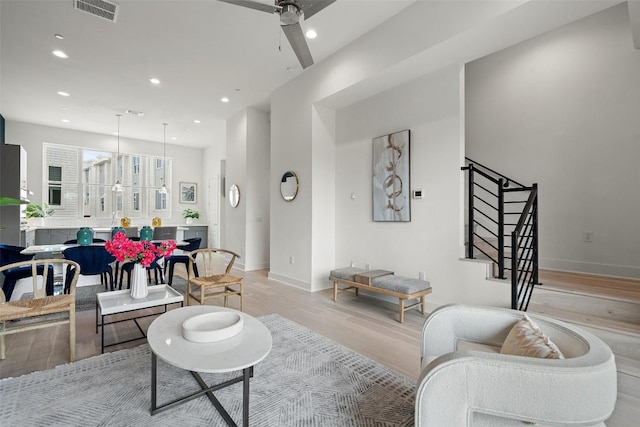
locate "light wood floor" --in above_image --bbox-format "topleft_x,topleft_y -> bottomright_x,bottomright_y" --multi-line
0,268 -> 425,380
1,268 -> 637,426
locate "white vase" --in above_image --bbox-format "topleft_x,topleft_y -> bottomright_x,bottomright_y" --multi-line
130,263 -> 148,299
185,217 -> 193,225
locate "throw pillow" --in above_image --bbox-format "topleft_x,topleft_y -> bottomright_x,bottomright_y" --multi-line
500,315 -> 565,359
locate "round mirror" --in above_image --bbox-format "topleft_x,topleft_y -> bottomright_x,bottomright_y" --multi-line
280,171 -> 299,202
229,184 -> 240,208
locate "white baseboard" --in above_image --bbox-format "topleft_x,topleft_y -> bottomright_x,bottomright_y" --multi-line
267,271 -> 311,291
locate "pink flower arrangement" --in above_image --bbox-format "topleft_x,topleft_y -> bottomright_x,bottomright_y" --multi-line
105,232 -> 177,268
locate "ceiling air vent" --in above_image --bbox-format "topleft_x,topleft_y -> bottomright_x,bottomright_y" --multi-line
74,0 -> 119,23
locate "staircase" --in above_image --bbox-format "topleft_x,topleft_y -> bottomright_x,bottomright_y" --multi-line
529,270 -> 640,427
462,158 -> 538,310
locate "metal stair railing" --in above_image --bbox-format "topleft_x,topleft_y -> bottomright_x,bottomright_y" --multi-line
462,158 -> 538,311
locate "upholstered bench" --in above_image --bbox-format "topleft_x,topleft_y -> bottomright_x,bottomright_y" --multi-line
329,267 -> 432,323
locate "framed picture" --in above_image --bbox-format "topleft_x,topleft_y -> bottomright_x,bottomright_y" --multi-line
179,182 -> 197,204
372,129 -> 410,222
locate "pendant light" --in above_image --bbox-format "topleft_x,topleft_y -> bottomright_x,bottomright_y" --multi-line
111,114 -> 124,192
159,123 -> 169,194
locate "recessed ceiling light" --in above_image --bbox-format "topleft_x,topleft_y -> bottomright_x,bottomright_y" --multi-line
171,137 -> 177,140
149,78 -> 160,85
305,29 -> 317,39
61,106 -> 68,110
221,97 -> 229,103
52,50 -> 68,59
54,34 -> 64,40
61,119 -> 70,123
193,120 -> 201,124
57,91 -> 70,97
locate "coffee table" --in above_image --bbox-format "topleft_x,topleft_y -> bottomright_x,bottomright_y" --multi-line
147,306 -> 272,427
96,285 -> 184,353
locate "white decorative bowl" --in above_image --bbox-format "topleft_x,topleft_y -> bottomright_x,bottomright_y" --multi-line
182,312 -> 244,343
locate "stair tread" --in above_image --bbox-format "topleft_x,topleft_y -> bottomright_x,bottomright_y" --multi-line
538,269 -> 640,303
528,303 -> 640,337
539,269 -> 640,292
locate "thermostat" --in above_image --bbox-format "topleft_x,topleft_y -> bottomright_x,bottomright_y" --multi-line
412,189 -> 423,199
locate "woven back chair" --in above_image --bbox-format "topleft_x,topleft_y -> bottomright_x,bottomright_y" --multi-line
0,258 -> 81,361
187,248 -> 243,310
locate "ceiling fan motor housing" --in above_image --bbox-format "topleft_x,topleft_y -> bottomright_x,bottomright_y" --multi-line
279,2 -> 301,25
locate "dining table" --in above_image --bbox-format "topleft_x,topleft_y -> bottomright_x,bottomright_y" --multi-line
20,241 -> 189,256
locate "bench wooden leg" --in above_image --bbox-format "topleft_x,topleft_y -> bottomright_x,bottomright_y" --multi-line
421,296 -> 426,314
333,281 -> 338,301
399,299 -> 405,323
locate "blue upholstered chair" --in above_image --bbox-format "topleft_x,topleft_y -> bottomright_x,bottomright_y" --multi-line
0,244 -> 53,300
152,226 -> 177,240
164,237 -> 201,286
62,246 -> 116,291
119,258 -> 164,290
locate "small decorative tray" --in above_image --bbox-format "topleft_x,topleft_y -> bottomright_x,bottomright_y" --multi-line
182,312 -> 244,343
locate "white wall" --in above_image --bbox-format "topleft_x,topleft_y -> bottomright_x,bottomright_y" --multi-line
225,111 -> 248,261
5,120 -> 207,225
245,108 -> 270,270
267,0 -> 613,303
225,108 -> 271,270
335,65 -> 509,308
466,4 -> 640,278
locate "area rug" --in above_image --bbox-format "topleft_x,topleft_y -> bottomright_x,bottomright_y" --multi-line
0,314 -> 416,426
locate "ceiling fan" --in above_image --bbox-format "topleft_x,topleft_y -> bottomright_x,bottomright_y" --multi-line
218,0 -> 337,69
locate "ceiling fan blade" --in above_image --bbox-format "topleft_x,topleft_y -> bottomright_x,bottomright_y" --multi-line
297,0 -> 336,20
281,22 -> 314,69
217,0 -> 280,14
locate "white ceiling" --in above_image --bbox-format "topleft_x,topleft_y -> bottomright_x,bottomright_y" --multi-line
0,0 -> 413,148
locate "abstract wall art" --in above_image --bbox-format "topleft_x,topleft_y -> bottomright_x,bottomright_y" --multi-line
372,130 -> 410,222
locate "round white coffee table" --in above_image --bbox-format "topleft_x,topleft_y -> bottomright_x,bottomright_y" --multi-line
147,305 -> 272,426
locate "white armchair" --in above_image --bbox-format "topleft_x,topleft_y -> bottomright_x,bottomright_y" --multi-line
416,304 -> 617,426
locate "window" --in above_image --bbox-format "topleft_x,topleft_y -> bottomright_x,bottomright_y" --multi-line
133,191 -> 140,211
115,192 -> 123,212
44,143 -> 172,219
48,165 -> 62,206
155,190 -> 167,210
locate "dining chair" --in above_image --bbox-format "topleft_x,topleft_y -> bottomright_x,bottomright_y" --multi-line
164,237 -> 201,286
187,248 -> 243,310
123,227 -> 139,238
119,258 -> 164,290
152,226 -> 177,241
0,244 -> 53,301
64,238 -> 109,287
62,246 -> 116,291
0,258 -> 81,361
63,238 -> 107,244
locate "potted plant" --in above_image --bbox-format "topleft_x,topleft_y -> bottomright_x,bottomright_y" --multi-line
25,202 -> 54,226
182,208 -> 199,225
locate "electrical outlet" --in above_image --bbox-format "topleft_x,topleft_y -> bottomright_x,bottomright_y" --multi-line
583,231 -> 593,242
365,263 -> 370,270
289,256 -> 295,264
419,271 -> 425,280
